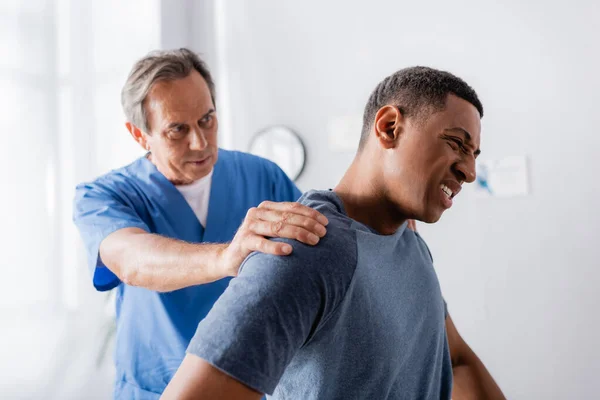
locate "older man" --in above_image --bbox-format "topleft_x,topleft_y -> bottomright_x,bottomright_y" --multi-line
73,49 -> 330,399
163,67 -> 506,399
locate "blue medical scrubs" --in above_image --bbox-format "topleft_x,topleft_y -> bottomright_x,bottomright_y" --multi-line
73,149 -> 301,399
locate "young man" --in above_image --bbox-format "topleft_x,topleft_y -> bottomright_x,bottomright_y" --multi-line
162,67 -> 506,399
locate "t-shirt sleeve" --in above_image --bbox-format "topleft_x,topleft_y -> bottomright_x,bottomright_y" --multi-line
72,179 -> 150,291
186,240 -> 352,395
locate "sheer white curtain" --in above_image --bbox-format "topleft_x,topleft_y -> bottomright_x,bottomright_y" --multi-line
0,1 -> 159,398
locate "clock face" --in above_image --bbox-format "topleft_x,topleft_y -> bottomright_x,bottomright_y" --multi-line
249,126 -> 306,181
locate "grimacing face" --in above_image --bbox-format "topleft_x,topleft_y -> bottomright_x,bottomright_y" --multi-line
382,94 -> 482,223
133,70 -> 219,185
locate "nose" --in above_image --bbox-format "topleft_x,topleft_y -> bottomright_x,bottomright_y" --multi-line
453,155 -> 477,183
189,128 -> 208,151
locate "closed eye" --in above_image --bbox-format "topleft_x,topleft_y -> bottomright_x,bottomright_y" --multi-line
446,137 -> 462,150
447,138 -> 469,154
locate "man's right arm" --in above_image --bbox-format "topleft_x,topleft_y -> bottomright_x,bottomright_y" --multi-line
99,228 -> 226,292
98,201 -> 329,292
161,354 -> 263,400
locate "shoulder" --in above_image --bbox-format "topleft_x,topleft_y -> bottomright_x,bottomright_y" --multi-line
412,231 -> 434,263
219,149 -> 286,178
241,190 -> 358,289
296,190 -> 346,220
296,190 -> 357,258
75,157 -> 146,202
218,149 -> 276,169
218,149 -> 298,200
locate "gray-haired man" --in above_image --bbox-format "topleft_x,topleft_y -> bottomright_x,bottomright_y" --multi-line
73,48 -> 330,399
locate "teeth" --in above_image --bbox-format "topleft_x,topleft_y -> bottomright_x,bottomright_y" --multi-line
440,184 -> 452,198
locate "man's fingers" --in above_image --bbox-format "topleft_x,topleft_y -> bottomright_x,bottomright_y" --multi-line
239,202 -> 328,255
257,201 -> 329,226
248,236 -> 293,256
250,208 -> 327,237
247,220 -> 321,245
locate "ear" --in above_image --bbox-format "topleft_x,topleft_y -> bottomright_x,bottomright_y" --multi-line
374,105 -> 404,149
126,122 -> 150,151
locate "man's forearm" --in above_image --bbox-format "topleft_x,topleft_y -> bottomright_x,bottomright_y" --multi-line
452,354 -> 505,400
100,228 -> 229,292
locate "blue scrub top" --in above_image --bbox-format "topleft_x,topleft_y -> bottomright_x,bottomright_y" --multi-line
73,149 -> 301,399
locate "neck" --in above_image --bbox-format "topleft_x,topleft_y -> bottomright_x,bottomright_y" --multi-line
146,152 -> 195,186
334,151 -> 408,235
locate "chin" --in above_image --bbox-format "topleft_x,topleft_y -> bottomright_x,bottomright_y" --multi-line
419,211 -> 443,224
190,169 -> 212,181
187,160 -> 215,179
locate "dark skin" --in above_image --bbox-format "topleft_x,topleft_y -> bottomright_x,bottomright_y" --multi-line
162,94 -> 505,399
447,315 -> 506,399
336,97 -> 481,234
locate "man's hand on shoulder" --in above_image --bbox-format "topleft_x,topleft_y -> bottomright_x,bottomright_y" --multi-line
218,201 -> 329,277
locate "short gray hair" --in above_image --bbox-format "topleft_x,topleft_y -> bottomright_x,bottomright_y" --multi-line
121,48 -> 216,133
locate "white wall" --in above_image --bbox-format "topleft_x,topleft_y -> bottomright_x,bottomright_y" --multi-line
209,1 -> 600,398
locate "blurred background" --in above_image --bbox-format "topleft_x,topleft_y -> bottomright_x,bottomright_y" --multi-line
1,0 -> 598,399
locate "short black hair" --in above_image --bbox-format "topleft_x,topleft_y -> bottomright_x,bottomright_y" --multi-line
359,66 -> 483,148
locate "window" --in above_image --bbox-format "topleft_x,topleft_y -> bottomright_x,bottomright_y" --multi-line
0,0 -> 159,396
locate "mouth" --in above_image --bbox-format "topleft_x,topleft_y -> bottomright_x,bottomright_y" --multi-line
439,181 -> 462,208
440,184 -> 455,200
188,155 -> 211,166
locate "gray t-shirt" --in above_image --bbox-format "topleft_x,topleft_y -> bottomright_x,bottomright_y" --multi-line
188,190 -> 452,399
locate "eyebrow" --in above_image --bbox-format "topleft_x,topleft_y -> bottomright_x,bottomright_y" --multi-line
444,127 -> 481,156
166,122 -> 183,130
202,108 -> 216,119
165,109 -> 215,130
